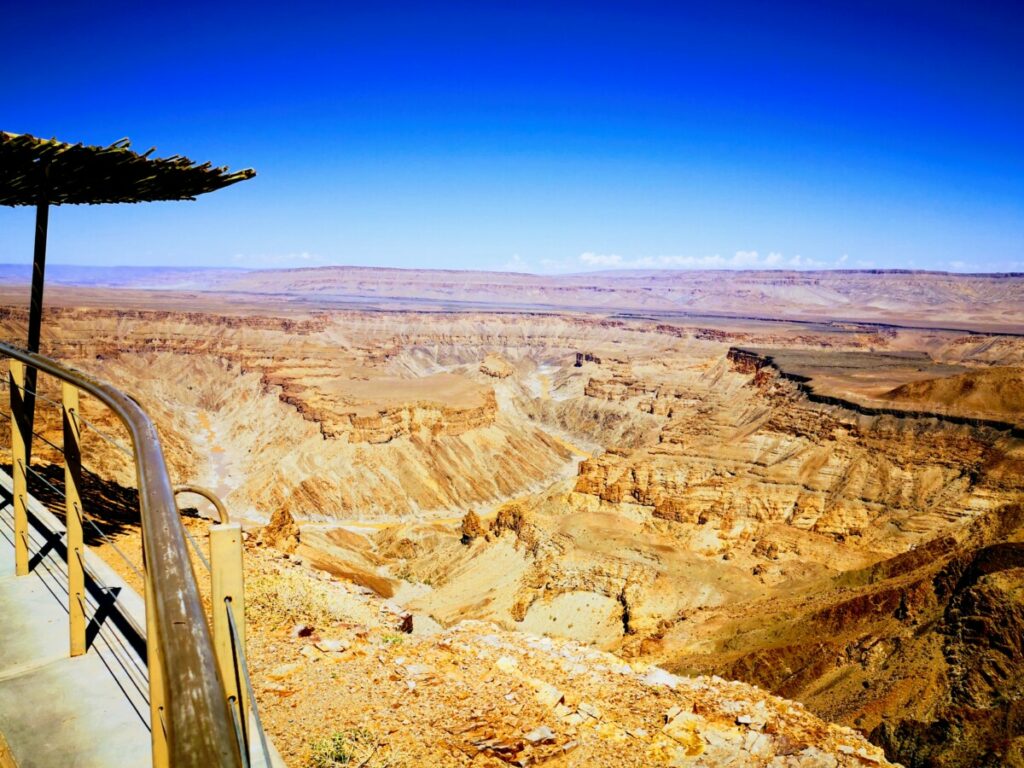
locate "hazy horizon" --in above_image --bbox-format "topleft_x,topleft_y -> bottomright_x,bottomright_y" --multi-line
3,261 -> 1024,278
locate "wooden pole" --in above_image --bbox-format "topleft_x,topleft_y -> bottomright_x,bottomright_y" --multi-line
24,200 -> 48,459
211,523 -> 248,750
27,201 -> 48,355
63,383 -> 86,656
9,360 -> 29,576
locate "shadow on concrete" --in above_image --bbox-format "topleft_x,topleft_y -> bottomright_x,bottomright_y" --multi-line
1,461 -> 139,543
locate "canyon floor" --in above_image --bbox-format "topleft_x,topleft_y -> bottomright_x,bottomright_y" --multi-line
1,267 -> 1023,767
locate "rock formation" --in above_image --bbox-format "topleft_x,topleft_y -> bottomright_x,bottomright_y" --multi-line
459,510 -> 484,544
479,354 -> 514,378
259,505 -> 300,553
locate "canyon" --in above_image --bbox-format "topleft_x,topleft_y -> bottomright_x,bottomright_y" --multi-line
1,267 -> 1022,766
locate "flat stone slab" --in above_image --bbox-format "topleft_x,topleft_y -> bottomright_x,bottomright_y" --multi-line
0,470 -> 284,767
0,570 -> 73,678
0,651 -> 150,768
0,498 -> 15,579
0,484 -> 150,767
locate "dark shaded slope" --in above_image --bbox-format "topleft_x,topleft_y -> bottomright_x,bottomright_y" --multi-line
662,504 -> 1024,767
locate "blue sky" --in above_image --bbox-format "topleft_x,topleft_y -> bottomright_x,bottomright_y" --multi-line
2,0 -> 1022,273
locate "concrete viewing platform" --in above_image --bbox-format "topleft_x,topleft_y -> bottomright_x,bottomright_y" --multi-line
0,468 -> 284,768
0,469 -> 151,768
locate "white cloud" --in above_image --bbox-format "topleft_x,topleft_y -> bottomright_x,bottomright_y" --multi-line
501,253 -> 529,272
579,251 -> 624,267
539,257 -> 573,273
231,251 -> 326,267
573,250 -> 840,271
785,253 -> 829,268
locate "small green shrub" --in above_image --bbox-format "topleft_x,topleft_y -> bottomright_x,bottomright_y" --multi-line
307,728 -> 372,767
247,569 -> 342,628
306,728 -> 405,768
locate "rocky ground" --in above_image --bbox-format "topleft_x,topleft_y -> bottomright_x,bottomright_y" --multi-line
244,532 -> 898,767
10,494 -> 892,766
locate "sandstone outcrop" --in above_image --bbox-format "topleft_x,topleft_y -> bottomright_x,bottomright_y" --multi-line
259,505 -> 300,553
459,510 -> 484,543
243,543 -> 897,767
479,354 -> 514,378
881,365 -> 1024,423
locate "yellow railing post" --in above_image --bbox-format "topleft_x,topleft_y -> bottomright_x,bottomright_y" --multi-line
144,558 -> 170,768
62,382 -> 86,657
9,360 -> 29,576
211,522 -> 248,749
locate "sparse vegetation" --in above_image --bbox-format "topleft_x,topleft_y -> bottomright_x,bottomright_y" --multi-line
247,568 -> 344,628
306,728 -> 403,768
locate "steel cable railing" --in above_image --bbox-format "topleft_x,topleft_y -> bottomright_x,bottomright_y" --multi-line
1,376 -> 136,464
79,413 -> 134,458
0,375 -> 176,590
0,456 -> 152,726
170,485 -> 276,767
1,400 -> 145,585
226,598 -> 273,768
182,525 -> 212,573
1,342 -> 244,767
173,486 -> 229,573
69,549 -> 151,707
8,381 -> 63,410
24,426 -> 63,455
19,462 -> 148,581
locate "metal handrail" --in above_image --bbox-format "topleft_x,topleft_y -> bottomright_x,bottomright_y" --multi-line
173,486 -> 276,766
226,598 -> 273,767
174,484 -> 230,524
0,341 -> 243,767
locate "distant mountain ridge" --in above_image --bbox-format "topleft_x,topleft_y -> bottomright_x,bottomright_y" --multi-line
1,263 -> 1021,332
2,263 -> 1023,283
0,264 -> 249,287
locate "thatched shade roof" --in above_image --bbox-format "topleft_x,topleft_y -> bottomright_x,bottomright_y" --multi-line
0,131 -> 255,206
